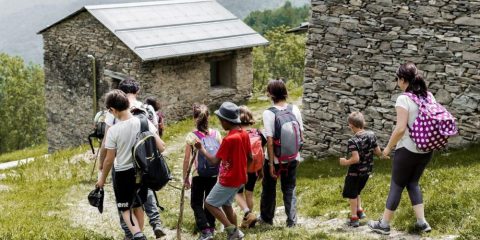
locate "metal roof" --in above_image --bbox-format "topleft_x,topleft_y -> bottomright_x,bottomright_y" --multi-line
38,0 -> 268,61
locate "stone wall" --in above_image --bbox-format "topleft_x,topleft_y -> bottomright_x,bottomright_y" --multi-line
303,0 -> 480,158
42,11 -> 253,152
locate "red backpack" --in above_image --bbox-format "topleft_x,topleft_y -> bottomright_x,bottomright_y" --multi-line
247,129 -> 264,173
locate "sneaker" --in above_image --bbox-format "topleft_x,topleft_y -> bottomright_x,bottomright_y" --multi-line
197,229 -> 214,240
241,212 -> 257,228
227,228 -> 244,240
415,222 -> 432,233
153,224 -> 166,238
346,217 -> 360,227
286,223 -> 296,228
357,210 -> 367,219
256,215 -> 272,226
368,220 -> 390,235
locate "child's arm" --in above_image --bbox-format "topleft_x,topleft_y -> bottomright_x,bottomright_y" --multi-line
374,146 -> 382,158
96,148 -> 115,188
194,140 -> 221,165
183,144 -> 192,189
154,133 -> 166,153
339,151 -> 360,166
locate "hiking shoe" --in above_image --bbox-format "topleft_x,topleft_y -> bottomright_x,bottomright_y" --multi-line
153,223 -> 166,238
227,228 -> 244,240
346,217 -> 360,227
286,223 -> 296,228
357,210 -> 367,219
368,220 -> 390,235
198,228 -> 214,240
256,215 -> 272,226
241,212 -> 257,228
415,222 -> 432,233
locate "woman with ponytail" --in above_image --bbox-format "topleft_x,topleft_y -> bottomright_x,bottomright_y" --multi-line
369,62 -> 435,235
183,104 -> 222,240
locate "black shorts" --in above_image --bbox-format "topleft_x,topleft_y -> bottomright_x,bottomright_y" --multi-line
112,168 -> 148,211
238,172 -> 258,193
342,175 -> 369,199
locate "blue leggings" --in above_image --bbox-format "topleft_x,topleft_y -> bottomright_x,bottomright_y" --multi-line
386,147 -> 432,211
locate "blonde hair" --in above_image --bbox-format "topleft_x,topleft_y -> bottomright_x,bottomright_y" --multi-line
239,105 -> 255,125
348,111 -> 365,129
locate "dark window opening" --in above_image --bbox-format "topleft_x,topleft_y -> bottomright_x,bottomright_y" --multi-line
210,58 -> 233,88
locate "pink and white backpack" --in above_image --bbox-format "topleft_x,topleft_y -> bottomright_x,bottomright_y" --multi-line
403,92 -> 457,152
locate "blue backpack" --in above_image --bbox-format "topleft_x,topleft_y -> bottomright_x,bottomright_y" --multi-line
194,130 -> 220,177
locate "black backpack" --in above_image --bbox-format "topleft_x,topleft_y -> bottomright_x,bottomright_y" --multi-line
87,110 -> 108,154
132,114 -> 171,191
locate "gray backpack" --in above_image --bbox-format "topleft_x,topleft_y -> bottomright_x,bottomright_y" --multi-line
269,105 -> 302,165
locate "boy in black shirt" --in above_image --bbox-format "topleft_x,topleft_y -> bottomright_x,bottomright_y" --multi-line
340,112 -> 382,227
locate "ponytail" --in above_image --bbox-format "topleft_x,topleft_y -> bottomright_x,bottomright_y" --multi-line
193,104 -> 209,133
397,62 -> 428,98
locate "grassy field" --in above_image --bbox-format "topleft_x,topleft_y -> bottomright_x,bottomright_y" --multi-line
0,144 -> 48,163
0,88 -> 479,239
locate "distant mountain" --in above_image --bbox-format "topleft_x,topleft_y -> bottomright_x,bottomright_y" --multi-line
0,0 -> 309,65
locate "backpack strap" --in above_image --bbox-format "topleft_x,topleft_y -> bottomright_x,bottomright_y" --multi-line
287,104 -> 293,112
268,106 -> 279,114
139,115 -> 149,133
193,130 -> 205,140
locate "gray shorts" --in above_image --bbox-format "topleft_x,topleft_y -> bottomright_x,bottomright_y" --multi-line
205,183 -> 242,208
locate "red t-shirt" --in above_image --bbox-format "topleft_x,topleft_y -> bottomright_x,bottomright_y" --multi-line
215,129 -> 251,187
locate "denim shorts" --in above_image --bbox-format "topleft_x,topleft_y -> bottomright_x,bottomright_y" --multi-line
205,182 -> 242,207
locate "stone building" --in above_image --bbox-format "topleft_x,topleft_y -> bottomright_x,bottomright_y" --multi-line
38,0 -> 268,151
303,0 -> 480,158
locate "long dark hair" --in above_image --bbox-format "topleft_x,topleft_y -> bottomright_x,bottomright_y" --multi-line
193,104 -> 209,133
396,62 -> 428,97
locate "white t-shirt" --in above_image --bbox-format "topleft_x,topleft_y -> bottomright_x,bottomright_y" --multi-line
105,100 -> 158,127
105,116 -> 157,171
262,104 -> 304,164
395,94 -> 436,154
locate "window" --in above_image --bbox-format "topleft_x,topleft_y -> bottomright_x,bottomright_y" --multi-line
210,58 -> 233,87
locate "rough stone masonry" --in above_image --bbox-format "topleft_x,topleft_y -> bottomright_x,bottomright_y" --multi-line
42,12 -> 253,152
303,0 -> 480,158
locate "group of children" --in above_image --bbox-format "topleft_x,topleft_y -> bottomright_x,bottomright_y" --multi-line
183,79 -> 305,240
94,77 -> 384,240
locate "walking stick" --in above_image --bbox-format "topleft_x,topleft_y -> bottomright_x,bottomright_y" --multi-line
177,149 -> 197,240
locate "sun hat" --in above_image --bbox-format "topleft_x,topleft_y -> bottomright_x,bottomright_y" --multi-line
214,102 -> 241,124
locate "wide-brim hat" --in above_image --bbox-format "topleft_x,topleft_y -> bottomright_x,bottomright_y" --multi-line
214,102 -> 241,124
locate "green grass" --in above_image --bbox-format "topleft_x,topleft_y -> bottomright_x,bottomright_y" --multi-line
0,145 -> 112,240
1,91 -> 479,239
0,144 -> 48,163
295,145 -> 480,238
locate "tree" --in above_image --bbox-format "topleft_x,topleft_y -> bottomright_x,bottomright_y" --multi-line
0,53 -> 46,153
244,1 -> 309,34
252,26 -> 306,92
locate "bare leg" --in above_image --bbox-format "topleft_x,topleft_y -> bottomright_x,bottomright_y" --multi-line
205,203 -> 233,227
121,208 -> 144,235
235,193 -> 248,212
349,198 -> 358,217
382,208 -> 395,222
222,205 -> 238,226
357,195 -> 362,212
413,204 -> 426,222
245,191 -> 254,210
